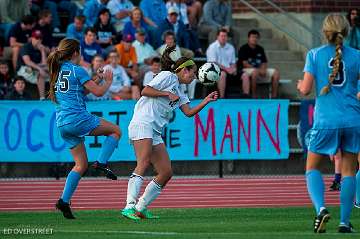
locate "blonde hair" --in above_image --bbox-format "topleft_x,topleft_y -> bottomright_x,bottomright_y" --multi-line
47,38 -> 80,102
320,14 -> 349,95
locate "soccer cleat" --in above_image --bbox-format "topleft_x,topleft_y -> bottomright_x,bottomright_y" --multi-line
55,199 -> 75,219
354,203 -> 360,209
338,222 -> 355,233
329,180 -> 341,191
92,161 -> 117,180
121,208 -> 141,221
313,209 -> 330,233
136,208 -> 159,219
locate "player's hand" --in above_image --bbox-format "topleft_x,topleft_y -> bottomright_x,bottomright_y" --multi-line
357,92 -> 360,100
205,91 -> 218,103
103,69 -> 113,84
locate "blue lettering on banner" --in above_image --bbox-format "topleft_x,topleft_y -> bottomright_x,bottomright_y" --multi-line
0,100 -> 289,162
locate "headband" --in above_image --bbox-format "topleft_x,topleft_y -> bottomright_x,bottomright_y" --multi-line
175,60 -> 195,71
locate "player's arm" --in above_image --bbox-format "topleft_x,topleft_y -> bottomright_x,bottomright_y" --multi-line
84,69 -> 113,96
297,72 -> 314,95
141,86 -> 179,101
180,91 -> 218,117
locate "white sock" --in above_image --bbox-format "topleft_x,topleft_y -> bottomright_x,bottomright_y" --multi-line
135,179 -> 162,211
125,173 -> 143,209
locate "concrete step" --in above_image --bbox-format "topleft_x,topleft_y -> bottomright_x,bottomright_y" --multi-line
235,28 -> 273,38
269,61 -> 304,74
265,50 -> 304,62
233,18 -> 259,28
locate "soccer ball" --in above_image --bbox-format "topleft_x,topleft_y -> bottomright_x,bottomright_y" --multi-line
198,62 -> 221,86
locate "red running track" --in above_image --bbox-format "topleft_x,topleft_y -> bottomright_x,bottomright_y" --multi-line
0,176 -> 340,211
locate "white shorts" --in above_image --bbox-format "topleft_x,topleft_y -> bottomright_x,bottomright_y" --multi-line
243,68 -> 276,83
128,123 -> 164,146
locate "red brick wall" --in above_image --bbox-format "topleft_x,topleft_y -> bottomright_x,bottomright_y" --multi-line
233,0 -> 360,13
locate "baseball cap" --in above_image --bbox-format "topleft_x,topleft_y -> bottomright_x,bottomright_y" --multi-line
168,6 -> 179,15
31,30 -> 43,39
122,34 -> 134,43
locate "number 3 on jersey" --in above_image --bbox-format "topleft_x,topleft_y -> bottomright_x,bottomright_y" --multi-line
55,70 -> 70,93
328,58 -> 346,86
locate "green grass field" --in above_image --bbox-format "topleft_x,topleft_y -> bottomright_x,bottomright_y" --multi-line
0,207 -> 359,239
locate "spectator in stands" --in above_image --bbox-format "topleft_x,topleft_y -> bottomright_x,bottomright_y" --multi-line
143,56 -> 161,86
83,0 -> 109,27
185,0 -> 202,27
9,15 -> 36,71
94,8 -> 116,55
238,29 -> 280,98
0,60 -> 13,99
66,15 -> 86,42
207,28 -> 250,99
80,27 -> 103,69
158,6 -> 202,56
166,0 -> 190,26
123,7 -> 152,44
5,75 -> 32,100
132,28 -> 158,78
30,0 -> 61,32
157,30 -> 193,60
86,54 -> 112,101
115,34 -> 140,86
105,50 -> 140,100
16,30 -> 48,100
34,10 -> 54,50
140,0 -> 167,27
198,0 -> 240,50
345,8 -> 360,50
106,0 -> 134,32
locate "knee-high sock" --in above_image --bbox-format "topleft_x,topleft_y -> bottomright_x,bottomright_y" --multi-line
306,170 -> 325,215
125,173 -> 143,209
97,135 -> 118,164
356,170 -> 360,204
340,176 -> 355,226
135,179 -> 162,211
61,171 -> 81,203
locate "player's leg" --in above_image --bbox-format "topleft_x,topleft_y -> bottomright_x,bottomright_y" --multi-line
355,154 -> 360,208
329,150 -> 342,191
135,142 -> 172,219
56,142 -> 88,219
122,138 -> 153,220
338,151 -> 357,233
89,118 -> 121,180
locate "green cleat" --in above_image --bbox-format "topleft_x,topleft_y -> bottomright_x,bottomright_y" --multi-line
121,208 -> 141,221
136,208 -> 159,219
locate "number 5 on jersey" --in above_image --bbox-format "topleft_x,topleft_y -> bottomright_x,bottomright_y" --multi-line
55,70 -> 71,93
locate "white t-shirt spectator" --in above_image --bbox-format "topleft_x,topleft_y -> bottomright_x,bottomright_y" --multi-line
104,64 -> 131,93
206,40 -> 236,68
132,40 -> 157,65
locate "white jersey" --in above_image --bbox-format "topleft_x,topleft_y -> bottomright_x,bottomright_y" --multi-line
130,71 -> 190,133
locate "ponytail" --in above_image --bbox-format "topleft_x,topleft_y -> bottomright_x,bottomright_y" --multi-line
47,38 -> 80,102
160,45 -> 195,73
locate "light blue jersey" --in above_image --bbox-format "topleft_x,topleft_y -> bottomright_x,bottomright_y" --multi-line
304,44 -> 360,129
55,61 -> 92,127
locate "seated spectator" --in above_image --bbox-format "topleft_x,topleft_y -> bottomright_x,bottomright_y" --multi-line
206,28 -> 250,99
143,56 -> 160,85
5,75 -> 32,100
198,0 -> 240,50
345,8 -> 360,49
123,7 -> 151,44
238,30 -> 280,98
185,0 -> 202,27
34,10 -> 54,50
66,15 -> 86,42
94,8 -> 116,55
140,0 -> 167,27
83,0 -> 109,27
80,27 -> 103,69
157,30 -> 193,60
106,0 -> 134,32
0,60 -> 13,99
86,54 -> 112,101
115,34 -> 140,85
132,28 -> 158,79
30,0 -> 61,32
105,51 -> 140,100
166,0 -> 190,26
158,6 -> 202,56
16,30 -> 48,100
8,15 -> 35,70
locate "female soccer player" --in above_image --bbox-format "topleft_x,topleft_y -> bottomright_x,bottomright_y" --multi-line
47,38 -> 121,219
121,46 -> 218,220
297,14 -> 360,233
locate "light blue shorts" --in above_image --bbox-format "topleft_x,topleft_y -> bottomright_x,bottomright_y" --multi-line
307,127 -> 360,155
58,115 -> 101,149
